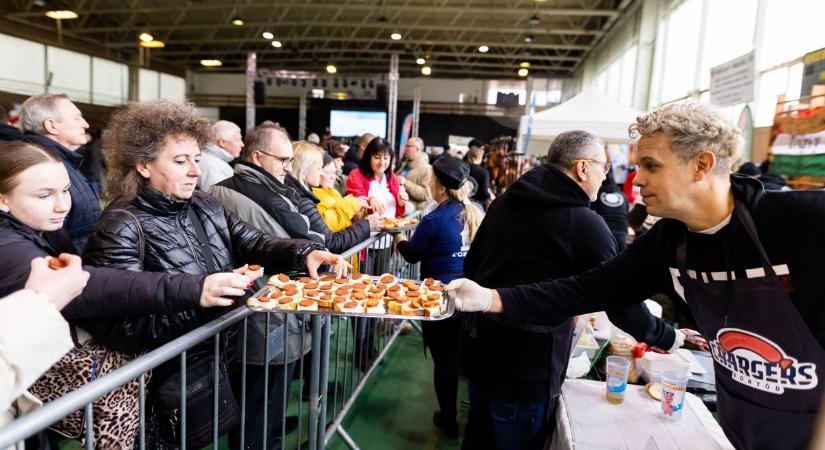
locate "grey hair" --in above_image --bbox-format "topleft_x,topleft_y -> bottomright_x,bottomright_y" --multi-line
20,93 -> 69,134
546,130 -> 605,168
406,137 -> 424,152
629,103 -> 742,173
211,120 -> 240,143
241,120 -> 290,161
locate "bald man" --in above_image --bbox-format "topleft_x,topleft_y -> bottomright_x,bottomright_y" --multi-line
198,120 -> 245,191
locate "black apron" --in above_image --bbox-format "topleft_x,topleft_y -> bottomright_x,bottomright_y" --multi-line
676,199 -> 825,450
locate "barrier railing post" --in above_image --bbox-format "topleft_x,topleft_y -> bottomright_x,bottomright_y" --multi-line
281,312 -> 289,447
240,316 -> 248,450
84,403 -> 93,450
308,314 -> 323,449
332,317 -> 342,418
298,314 -> 306,448
138,373 -> 146,450
318,315 -> 332,450
213,332 -> 221,448
180,351 -> 187,450
262,313 -> 270,450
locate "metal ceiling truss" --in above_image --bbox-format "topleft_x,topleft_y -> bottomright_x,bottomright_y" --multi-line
4,0 -> 632,79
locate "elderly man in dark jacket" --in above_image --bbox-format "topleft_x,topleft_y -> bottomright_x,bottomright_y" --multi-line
20,94 -> 99,252
458,130 -> 677,450
211,122 -> 326,246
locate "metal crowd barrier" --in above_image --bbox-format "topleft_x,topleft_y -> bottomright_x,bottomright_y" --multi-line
0,222 -> 421,450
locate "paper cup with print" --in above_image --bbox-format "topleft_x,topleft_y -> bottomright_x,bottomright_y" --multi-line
660,369 -> 689,421
605,355 -> 631,404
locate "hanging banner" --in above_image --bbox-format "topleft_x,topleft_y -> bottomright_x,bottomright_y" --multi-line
398,113 -> 414,160
710,51 -> 755,107
770,129 -> 825,176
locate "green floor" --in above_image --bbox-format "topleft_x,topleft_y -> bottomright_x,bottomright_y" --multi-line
325,324 -> 467,450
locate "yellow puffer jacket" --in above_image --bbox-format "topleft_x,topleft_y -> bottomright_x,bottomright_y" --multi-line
312,187 -> 363,232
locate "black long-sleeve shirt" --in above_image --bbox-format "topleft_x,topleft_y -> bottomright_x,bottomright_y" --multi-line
499,175 -> 825,351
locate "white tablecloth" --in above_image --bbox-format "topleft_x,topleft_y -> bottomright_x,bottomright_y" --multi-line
550,379 -> 733,450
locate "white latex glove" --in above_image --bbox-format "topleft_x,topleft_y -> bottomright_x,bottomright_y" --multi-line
445,278 -> 492,312
667,329 -> 686,353
675,328 -> 709,352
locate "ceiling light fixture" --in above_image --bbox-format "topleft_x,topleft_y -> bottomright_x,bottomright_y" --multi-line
271,40 -> 282,48
326,64 -> 337,74
390,32 -> 402,40
478,45 -> 489,53
524,35 -> 534,43
262,32 -> 274,39
421,66 -> 432,76
520,61 -> 531,68
45,10 -> 78,20
140,40 -> 165,48
528,14 -> 540,26
138,32 -> 154,42
518,68 -> 529,77
231,17 -> 244,26
200,59 -> 222,67
416,57 -> 426,65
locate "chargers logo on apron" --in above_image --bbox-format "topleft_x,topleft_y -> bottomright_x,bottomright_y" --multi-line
710,328 -> 818,394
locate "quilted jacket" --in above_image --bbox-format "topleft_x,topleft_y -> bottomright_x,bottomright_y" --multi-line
81,187 -> 321,352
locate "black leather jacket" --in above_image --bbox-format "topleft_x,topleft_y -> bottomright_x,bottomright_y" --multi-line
81,187 -> 321,352
0,213 -> 206,320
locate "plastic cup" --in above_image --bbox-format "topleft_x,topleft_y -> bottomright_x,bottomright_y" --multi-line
660,369 -> 689,421
605,355 -> 631,404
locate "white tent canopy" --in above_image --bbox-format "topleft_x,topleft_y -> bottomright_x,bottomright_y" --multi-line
518,90 -> 645,156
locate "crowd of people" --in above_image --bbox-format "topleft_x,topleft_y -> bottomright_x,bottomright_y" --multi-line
0,92 -> 816,450
0,93 -> 502,449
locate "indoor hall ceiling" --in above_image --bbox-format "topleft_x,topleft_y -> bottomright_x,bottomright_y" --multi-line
3,0 -> 634,79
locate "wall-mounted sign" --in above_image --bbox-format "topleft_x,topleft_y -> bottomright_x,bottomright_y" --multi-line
710,51 -> 755,107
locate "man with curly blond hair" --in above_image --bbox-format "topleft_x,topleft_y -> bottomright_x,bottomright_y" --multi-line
449,103 -> 825,449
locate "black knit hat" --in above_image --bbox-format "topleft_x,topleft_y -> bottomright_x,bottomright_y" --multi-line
322,152 -> 333,167
467,138 -> 484,149
433,156 -> 470,190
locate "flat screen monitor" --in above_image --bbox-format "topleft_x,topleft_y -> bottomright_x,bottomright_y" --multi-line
329,109 -> 387,138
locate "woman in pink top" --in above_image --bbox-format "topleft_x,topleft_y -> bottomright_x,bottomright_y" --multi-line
346,137 -> 407,218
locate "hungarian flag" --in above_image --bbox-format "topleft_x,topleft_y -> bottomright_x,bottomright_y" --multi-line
771,129 -> 825,176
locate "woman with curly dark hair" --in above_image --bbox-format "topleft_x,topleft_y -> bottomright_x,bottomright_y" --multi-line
82,100 -> 345,448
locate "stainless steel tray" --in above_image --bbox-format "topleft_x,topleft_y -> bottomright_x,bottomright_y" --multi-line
245,276 -> 455,321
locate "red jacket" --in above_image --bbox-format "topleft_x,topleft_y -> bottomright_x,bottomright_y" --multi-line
346,168 -> 405,218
